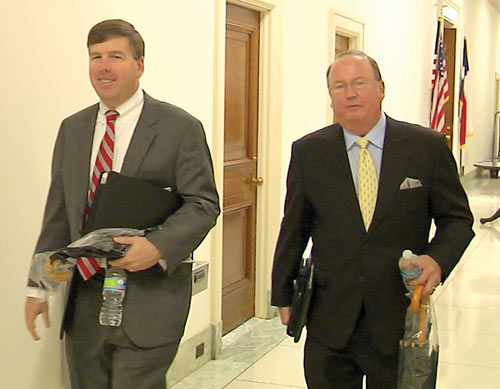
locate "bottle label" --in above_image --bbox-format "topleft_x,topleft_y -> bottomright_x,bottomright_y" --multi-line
103,275 -> 127,292
400,269 -> 421,279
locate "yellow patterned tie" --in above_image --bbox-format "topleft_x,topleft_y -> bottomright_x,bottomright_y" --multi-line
356,138 -> 378,230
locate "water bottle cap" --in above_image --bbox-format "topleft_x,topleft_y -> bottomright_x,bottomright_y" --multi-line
402,250 -> 414,260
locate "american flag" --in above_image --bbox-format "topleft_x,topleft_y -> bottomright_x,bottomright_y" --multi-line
459,38 -> 469,147
430,19 -> 449,133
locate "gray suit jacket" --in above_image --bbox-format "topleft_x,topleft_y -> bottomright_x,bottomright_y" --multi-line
32,92 -> 220,347
271,116 -> 474,355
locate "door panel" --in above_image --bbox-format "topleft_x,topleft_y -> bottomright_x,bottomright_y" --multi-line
222,208 -> 252,291
225,30 -> 252,161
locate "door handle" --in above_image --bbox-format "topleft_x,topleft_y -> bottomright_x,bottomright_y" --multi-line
251,177 -> 264,186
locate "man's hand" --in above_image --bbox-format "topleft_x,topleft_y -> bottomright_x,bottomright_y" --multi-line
108,237 -> 162,272
278,306 -> 292,326
25,297 -> 50,341
409,254 -> 442,296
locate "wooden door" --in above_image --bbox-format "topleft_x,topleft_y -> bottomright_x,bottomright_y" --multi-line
222,3 -> 260,334
333,34 -> 351,123
335,34 -> 349,56
444,27 -> 456,150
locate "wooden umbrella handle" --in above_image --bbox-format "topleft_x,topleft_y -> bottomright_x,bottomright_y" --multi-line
410,284 -> 430,346
411,284 -> 424,313
418,295 -> 430,345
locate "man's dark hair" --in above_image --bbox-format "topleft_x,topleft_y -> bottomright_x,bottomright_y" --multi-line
87,19 -> 145,59
326,50 -> 382,87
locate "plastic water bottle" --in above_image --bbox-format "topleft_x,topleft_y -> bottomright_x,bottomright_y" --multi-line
398,250 -> 421,292
99,266 -> 127,326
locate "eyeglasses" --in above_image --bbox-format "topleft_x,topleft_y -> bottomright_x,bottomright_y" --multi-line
330,79 -> 378,94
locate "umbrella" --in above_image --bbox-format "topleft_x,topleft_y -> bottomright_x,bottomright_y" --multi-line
398,284 -> 439,389
49,227 -> 156,274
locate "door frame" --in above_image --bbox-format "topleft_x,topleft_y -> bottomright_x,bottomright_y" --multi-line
211,0 -> 282,342
441,0 -> 462,162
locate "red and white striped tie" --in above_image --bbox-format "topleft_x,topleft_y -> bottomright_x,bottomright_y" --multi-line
77,110 -> 119,280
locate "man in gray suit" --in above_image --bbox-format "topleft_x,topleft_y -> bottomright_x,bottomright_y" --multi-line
25,19 -> 219,388
271,51 -> 474,388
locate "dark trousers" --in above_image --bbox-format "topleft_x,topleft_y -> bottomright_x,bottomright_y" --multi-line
304,307 -> 398,389
65,272 -> 180,389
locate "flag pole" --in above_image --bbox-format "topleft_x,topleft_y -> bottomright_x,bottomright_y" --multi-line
459,36 -> 470,175
460,150 -> 464,176
460,34 -> 464,176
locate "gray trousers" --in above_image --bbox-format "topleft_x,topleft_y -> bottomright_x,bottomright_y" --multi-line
65,273 -> 180,389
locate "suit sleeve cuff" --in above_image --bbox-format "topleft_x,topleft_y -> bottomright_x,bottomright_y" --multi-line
27,287 -> 49,301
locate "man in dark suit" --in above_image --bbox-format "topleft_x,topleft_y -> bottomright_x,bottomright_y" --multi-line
271,50 -> 474,388
24,19 -> 219,388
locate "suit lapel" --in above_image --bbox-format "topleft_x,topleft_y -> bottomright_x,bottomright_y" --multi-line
66,105 -> 98,231
370,117 -> 410,230
121,94 -> 158,177
319,125 -> 364,228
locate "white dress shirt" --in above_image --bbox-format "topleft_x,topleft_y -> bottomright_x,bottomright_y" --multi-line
90,88 -> 144,178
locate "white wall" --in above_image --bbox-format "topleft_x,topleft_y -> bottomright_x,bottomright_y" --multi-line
1,0 -> 499,388
460,0 -> 500,169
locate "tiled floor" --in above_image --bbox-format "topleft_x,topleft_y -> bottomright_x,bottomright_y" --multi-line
172,171 -> 500,388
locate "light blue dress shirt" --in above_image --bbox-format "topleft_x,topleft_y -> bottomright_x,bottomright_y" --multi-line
343,113 -> 386,195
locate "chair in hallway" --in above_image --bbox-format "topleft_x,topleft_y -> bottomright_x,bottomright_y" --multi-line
480,208 -> 500,224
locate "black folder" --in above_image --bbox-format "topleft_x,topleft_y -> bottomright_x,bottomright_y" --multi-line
83,171 -> 182,235
286,256 -> 314,343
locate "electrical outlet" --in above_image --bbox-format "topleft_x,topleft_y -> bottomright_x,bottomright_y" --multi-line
195,343 -> 204,358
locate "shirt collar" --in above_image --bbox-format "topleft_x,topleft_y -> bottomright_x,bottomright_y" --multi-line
98,88 -> 144,121
344,113 -> 386,151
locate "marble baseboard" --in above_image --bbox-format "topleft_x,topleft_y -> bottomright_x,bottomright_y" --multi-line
211,320 -> 223,359
167,322 -> 220,387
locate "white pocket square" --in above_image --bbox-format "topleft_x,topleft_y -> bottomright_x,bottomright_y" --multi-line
400,177 -> 422,190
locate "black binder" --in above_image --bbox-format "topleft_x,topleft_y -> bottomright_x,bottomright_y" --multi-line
286,256 -> 314,343
83,171 -> 182,235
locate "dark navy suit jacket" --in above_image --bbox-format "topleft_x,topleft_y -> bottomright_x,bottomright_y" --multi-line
271,116 -> 474,355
